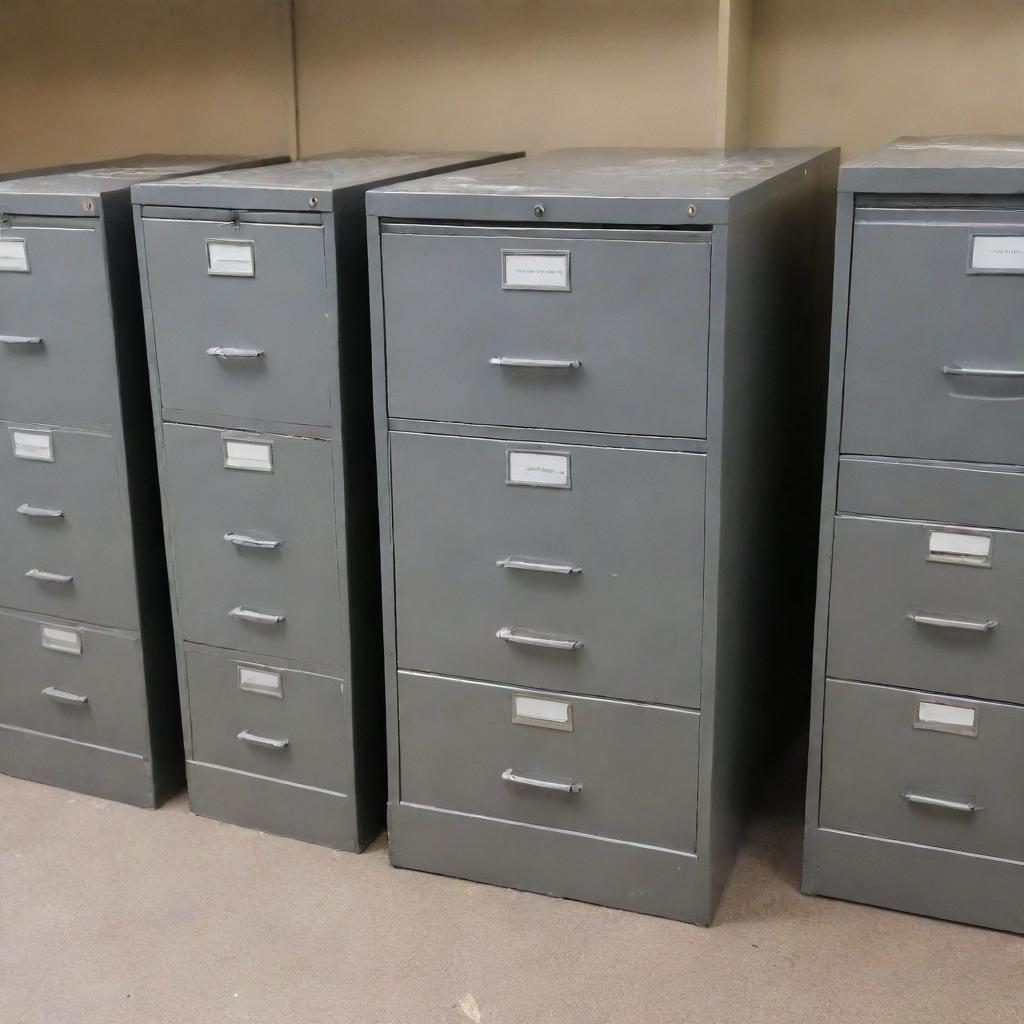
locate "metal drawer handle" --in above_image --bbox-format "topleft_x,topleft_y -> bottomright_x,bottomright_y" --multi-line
496,626 -> 583,651
496,556 -> 581,575
206,346 -> 265,360
41,686 -> 88,705
25,569 -> 73,584
229,606 -> 285,625
1,334 -> 43,347
238,729 -> 289,750
907,612 -> 997,632
17,503 -> 64,519
224,531 -> 283,550
902,790 -> 982,814
941,364 -> 1024,380
501,768 -> 581,794
489,357 -> 581,370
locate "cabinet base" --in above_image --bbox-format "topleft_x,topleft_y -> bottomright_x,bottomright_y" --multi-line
186,760 -> 367,851
0,723 -> 174,807
388,801 -> 703,922
804,827 -> 1024,934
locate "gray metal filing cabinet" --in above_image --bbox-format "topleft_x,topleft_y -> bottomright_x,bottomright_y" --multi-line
804,137 -> 1024,933
368,147 -> 840,921
0,156 -> 270,807
132,152 -> 518,849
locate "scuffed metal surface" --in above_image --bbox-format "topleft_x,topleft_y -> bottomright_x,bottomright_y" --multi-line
374,147 -> 827,201
0,156 -> 242,198
847,135 -> 1024,168
157,152 -> 500,193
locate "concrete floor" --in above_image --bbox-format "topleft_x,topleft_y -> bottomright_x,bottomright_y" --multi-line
2,751 -> 1021,1024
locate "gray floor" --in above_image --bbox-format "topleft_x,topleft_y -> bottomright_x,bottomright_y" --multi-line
1,752 -> 1021,1024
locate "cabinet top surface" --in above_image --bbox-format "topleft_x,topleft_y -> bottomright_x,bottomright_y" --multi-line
367,146 -> 836,224
841,136 -> 1024,194
132,152 -> 518,212
0,156 -> 252,201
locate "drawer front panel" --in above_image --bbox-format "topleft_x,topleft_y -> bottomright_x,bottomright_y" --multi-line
820,679 -> 1024,863
828,514 -> 1024,705
162,424 -> 345,667
0,610 -> 147,753
0,424 -> 138,628
0,217 -> 118,428
391,432 -> 705,707
842,213 -> 1024,465
186,648 -> 350,794
382,230 -> 710,437
398,671 -> 699,852
142,216 -> 334,427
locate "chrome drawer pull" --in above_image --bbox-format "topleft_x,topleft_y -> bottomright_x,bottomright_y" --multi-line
25,569 -> 73,584
238,729 -> 288,750
907,612 -> 997,632
941,364 -> 1024,379
489,357 -> 581,370
1,334 -> 43,347
41,686 -> 88,705
206,346 -> 265,360
496,556 -> 581,575
496,627 -> 583,651
501,768 -> 581,794
224,531 -> 283,550
902,791 -> 982,814
17,503 -> 64,518
229,606 -> 285,625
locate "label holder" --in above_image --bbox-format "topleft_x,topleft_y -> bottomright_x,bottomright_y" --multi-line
926,527 -> 993,569
40,624 -> 82,656
914,699 -> 978,738
222,432 -> 274,473
511,693 -> 573,732
502,249 -> 571,292
11,427 -> 54,463
506,449 -> 571,489
207,238 -> 255,278
0,237 -> 30,273
237,664 -> 284,699
968,233 -> 1024,275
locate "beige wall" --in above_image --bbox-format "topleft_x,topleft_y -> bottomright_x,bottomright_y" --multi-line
0,0 -> 294,173
748,0 -> 1024,158
1,0 -> 1022,172
294,0 -> 719,155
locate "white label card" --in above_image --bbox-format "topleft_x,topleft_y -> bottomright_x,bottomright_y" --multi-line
41,624 -> 82,656
916,700 -> 977,736
928,530 -> 991,566
0,238 -> 29,273
223,438 -> 273,472
12,429 -> 53,462
971,235 -> 1024,272
507,451 -> 570,488
502,251 -> 570,291
238,665 -> 283,698
207,239 -> 255,277
513,694 -> 573,730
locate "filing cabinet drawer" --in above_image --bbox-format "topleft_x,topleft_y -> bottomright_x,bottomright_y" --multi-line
820,679 -> 1024,864
186,647 -> 350,794
391,432 -> 705,707
382,229 -> 711,437
0,217 -> 118,428
162,424 -> 344,667
0,423 -> 137,628
828,514 -> 1024,705
398,671 -> 699,852
0,610 -> 147,754
843,209 -> 1024,465
141,215 -> 334,427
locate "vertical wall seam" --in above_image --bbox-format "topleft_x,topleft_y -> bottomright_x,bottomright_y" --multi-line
287,0 -> 301,158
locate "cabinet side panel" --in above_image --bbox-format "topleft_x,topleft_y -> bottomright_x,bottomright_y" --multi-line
703,151 -> 840,917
